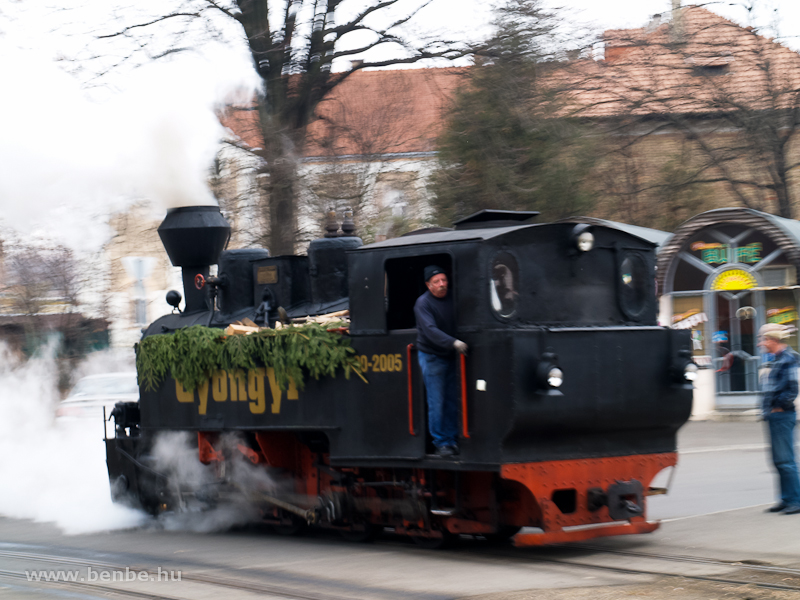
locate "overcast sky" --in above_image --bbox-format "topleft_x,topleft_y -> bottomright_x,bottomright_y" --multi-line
417,0 -> 800,51
556,0 -> 798,38
1,0 -> 798,250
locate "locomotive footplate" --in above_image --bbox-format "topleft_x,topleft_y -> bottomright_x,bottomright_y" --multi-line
500,452 -> 676,547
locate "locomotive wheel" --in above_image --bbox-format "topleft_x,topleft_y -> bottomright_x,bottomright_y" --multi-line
485,526 -> 522,545
339,524 -> 381,543
411,531 -> 457,550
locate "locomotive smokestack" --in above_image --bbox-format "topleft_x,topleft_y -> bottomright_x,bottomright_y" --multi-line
157,206 -> 231,313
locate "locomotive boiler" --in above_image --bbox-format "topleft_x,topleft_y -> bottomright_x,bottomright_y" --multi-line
106,205 -> 694,547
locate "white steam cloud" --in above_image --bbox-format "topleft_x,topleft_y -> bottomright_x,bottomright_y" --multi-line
0,12 -> 259,251
0,345 -> 275,535
150,432 -> 274,533
0,344 -> 146,534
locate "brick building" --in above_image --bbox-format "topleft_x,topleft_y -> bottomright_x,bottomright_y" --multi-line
567,5 -> 800,229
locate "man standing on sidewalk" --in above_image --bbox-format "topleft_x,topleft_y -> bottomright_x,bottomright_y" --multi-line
414,265 -> 468,458
758,323 -> 800,515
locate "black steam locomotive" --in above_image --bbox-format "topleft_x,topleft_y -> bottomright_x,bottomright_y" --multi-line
106,206 -> 694,546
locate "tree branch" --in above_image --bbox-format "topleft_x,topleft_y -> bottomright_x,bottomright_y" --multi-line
97,12 -> 204,39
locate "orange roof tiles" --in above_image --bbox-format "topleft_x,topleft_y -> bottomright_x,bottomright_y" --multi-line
567,6 -> 800,118
219,68 -> 465,159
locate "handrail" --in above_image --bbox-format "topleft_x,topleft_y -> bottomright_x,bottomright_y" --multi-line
407,344 -> 416,436
460,353 -> 470,439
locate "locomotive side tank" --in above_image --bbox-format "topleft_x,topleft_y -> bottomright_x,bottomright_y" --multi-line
107,206 -> 693,546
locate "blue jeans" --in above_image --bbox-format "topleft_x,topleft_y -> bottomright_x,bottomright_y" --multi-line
418,351 -> 459,449
766,411 -> 800,506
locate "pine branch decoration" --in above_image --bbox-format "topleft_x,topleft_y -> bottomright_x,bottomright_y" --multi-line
135,323 -> 365,392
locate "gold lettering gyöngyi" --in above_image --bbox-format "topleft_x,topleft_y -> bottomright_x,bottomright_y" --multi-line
175,369 -> 298,415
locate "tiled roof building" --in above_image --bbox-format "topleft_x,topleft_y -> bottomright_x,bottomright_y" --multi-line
221,68 -> 464,159
218,5 -> 800,238
566,6 -> 800,227
218,68 -> 464,243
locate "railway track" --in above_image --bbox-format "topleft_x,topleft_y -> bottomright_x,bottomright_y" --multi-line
0,548 -> 370,600
527,553 -> 800,592
460,539 -> 800,593
3,536 -> 800,598
563,542 -> 800,577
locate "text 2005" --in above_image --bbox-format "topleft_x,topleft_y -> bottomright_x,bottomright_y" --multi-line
357,354 -> 403,373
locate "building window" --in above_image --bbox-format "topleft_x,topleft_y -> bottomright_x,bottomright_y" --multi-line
671,295 -> 708,359
133,299 -> 147,326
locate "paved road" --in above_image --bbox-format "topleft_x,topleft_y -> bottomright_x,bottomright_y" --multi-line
651,419 -> 774,521
1,420 -> 798,600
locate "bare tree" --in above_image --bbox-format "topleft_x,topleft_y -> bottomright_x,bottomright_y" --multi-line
573,5 -> 800,220
93,1 -> 470,254
3,245 -> 53,321
0,239 -> 104,383
595,136 -> 713,230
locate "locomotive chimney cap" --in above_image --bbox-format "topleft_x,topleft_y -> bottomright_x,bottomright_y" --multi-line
157,206 -> 231,267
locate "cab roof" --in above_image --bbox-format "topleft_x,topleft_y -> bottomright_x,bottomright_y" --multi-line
359,217 -> 669,251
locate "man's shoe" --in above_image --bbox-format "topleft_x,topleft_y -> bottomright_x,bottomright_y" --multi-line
435,446 -> 455,458
766,503 -> 788,513
450,443 -> 460,456
783,505 -> 800,515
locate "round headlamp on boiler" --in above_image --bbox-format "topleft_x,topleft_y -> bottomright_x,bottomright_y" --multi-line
537,351 -> 564,390
570,223 -> 595,253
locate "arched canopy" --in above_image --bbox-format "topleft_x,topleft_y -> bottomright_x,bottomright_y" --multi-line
658,208 -> 800,294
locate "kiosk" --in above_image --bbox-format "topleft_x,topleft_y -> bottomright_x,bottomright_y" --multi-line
658,208 -> 800,415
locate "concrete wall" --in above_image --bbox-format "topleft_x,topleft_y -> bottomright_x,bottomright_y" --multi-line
691,367 -> 717,419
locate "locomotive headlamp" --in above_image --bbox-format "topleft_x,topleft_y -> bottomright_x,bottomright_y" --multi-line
547,367 -> 564,388
571,224 -> 594,252
166,290 -> 182,312
577,231 -> 594,252
537,351 -> 564,390
683,363 -> 699,383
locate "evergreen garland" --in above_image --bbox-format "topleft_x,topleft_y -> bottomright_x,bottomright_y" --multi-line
135,323 -> 366,392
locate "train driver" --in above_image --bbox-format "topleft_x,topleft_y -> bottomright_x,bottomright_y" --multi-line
413,265 -> 469,458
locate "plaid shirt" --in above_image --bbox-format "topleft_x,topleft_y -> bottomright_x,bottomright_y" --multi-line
762,347 -> 800,414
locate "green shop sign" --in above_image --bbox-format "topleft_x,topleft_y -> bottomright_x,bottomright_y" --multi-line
690,241 -> 762,265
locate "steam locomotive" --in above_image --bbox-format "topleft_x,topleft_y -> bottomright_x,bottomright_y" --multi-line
106,205 -> 694,547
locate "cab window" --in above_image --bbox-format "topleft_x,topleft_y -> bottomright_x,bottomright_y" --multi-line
385,254 -> 452,330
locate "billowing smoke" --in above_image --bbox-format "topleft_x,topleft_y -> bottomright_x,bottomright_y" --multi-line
0,9 -> 259,251
0,343 -> 146,534
0,343 -> 279,534
149,431 -> 276,533
71,347 -> 138,381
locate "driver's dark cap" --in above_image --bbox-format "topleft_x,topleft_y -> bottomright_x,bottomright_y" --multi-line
424,265 -> 445,282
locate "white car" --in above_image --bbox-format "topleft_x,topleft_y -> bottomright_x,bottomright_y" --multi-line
56,372 -> 139,421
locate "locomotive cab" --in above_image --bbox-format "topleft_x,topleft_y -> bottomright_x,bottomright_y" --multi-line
346,211 -> 692,468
